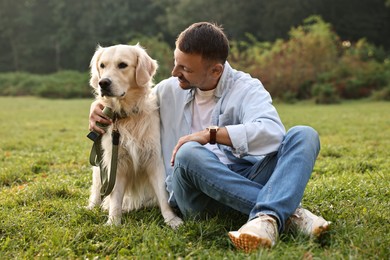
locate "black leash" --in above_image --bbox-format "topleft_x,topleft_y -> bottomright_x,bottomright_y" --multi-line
87,107 -> 120,199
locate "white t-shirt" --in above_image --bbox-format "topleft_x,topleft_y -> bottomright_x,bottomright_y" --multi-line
191,88 -> 233,164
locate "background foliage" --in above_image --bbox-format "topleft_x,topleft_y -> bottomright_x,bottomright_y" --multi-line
229,16 -> 390,103
0,0 -> 389,102
0,0 -> 389,73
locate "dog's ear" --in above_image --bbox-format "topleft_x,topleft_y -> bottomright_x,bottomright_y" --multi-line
135,46 -> 158,87
89,45 -> 104,89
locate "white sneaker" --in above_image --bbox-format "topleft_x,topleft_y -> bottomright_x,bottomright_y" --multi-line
286,207 -> 330,237
228,213 -> 278,252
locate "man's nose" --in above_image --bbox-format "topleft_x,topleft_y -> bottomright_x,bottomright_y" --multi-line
171,65 -> 180,77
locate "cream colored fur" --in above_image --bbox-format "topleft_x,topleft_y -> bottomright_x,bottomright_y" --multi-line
87,44 -> 182,228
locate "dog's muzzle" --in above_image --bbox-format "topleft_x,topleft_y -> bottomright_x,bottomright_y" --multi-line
99,78 -> 112,97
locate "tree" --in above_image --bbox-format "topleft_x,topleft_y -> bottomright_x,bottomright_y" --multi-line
0,0 -> 34,71
0,0 -> 388,73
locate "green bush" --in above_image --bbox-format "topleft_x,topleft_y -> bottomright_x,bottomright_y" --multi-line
316,57 -> 388,100
0,71 -> 92,99
345,38 -> 388,62
230,16 -> 340,101
312,83 -> 340,104
230,15 -> 390,102
371,85 -> 390,101
0,73 -> 39,96
333,41 -> 389,99
36,71 -> 92,99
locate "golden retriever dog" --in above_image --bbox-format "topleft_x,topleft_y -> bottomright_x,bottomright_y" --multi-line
87,44 -> 183,228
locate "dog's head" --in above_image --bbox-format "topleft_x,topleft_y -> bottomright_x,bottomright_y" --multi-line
89,44 -> 158,98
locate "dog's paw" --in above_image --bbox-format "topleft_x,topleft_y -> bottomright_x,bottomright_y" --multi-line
86,196 -> 102,209
106,216 -> 121,226
165,216 -> 183,229
86,202 -> 99,210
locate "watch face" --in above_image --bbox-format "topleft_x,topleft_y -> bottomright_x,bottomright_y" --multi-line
208,126 -> 218,130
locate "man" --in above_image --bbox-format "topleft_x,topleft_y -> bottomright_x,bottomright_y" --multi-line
89,22 -> 330,252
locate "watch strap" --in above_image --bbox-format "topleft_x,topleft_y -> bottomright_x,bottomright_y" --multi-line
207,126 -> 219,144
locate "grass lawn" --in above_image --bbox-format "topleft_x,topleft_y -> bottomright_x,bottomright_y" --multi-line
0,97 -> 389,259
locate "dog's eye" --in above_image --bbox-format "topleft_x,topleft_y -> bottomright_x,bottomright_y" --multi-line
100,63 -> 105,69
118,62 -> 128,69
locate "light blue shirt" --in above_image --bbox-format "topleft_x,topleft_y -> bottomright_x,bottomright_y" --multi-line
154,62 -> 286,206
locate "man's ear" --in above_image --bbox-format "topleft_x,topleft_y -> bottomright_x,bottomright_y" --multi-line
211,63 -> 224,78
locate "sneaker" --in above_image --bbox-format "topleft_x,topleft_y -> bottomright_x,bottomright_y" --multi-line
228,214 -> 278,252
286,207 -> 330,237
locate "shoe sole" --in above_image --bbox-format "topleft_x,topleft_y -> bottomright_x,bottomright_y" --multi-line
228,231 -> 272,252
312,221 -> 331,237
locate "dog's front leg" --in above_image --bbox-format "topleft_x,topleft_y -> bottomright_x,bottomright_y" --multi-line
106,171 -> 127,226
148,163 -> 183,229
87,166 -> 102,209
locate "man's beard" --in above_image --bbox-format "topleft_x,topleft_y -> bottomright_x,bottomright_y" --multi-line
177,76 -> 194,89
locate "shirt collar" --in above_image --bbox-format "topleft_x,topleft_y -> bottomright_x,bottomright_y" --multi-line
214,61 -> 232,98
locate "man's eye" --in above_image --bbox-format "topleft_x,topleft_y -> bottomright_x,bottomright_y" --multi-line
118,62 -> 128,69
100,63 -> 105,68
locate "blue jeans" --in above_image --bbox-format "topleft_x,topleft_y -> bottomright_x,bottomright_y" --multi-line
172,126 -> 320,232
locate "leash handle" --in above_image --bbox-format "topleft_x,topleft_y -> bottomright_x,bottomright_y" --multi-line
87,106 -> 114,141
86,106 -> 120,198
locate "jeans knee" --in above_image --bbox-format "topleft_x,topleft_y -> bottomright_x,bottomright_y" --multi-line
175,141 -> 202,167
173,141 -> 218,186
286,125 -> 320,151
288,125 -> 318,140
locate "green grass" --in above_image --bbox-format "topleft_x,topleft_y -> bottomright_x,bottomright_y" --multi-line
0,97 -> 389,259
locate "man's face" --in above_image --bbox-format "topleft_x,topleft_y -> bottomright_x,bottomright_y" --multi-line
171,48 -> 218,91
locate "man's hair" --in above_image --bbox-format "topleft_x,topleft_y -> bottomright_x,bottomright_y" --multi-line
176,22 -> 229,64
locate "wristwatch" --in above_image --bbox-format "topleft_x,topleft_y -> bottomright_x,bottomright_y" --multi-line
207,126 -> 219,144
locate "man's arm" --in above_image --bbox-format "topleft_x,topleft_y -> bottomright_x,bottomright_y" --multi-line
170,127 -> 231,166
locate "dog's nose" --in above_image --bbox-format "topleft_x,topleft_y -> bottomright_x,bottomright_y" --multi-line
99,78 -> 112,90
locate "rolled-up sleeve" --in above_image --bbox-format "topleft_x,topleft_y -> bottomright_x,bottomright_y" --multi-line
219,77 -> 285,158
226,120 -> 284,158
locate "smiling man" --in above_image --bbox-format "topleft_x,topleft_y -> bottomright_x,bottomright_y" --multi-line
89,22 -> 330,252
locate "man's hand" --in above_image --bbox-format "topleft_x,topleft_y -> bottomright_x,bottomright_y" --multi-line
170,127 -> 232,166
89,100 -> 112,134
170,130 -> 209,166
